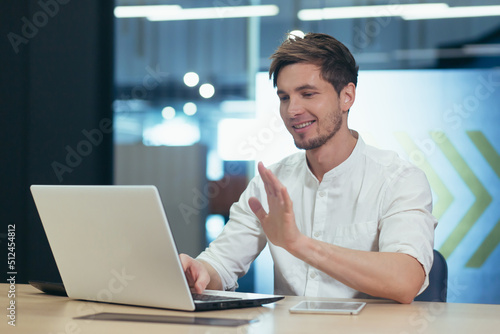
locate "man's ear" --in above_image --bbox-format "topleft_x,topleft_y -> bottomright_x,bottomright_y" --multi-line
341,82 -> 356,112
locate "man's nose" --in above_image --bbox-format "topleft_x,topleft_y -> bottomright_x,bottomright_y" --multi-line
285,97 -> 304,117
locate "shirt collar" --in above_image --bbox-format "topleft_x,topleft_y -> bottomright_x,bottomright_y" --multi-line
304,130 -> 365,182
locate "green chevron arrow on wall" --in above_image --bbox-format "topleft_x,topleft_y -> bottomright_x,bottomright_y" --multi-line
394,132 -> 453,221
432,131 -> 492,260
465,131 -> 500,268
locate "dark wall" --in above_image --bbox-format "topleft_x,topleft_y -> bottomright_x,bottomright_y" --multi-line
1,0 -> 114,283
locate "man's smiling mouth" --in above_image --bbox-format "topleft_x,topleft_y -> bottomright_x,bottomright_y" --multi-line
293,121 -> 315,129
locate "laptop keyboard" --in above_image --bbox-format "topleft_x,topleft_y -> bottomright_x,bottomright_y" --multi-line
192,293 -> 242,302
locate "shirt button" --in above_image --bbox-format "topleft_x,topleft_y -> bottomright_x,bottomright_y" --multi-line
318,191 -> 326,197
313,231 -> 321,238
310,272 -> 317,279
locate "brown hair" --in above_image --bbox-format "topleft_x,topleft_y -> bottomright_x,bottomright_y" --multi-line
269,33 -> 359,95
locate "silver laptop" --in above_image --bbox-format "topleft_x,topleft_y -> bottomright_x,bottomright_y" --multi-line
30,185 -> 283,311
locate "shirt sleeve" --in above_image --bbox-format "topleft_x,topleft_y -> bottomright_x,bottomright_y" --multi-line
196,177 -> 268,291
378,164 -> 438,295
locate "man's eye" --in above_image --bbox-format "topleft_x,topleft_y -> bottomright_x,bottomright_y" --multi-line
279,96 -> 289,101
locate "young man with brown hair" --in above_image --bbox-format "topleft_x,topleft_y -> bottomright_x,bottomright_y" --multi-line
181,33 -> 437,304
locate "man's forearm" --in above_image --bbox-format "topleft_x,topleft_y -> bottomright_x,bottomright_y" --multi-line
288,235 -> 425,304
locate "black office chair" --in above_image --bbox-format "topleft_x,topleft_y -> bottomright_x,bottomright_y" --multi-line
414,249 -> 448,302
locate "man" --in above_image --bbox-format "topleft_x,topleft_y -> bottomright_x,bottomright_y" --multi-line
181,33 -> 437,304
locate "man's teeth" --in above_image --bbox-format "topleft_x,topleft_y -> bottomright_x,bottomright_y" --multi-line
294,121 -> 313,129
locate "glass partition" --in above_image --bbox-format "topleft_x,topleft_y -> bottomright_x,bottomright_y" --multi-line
113,0 -> 500,303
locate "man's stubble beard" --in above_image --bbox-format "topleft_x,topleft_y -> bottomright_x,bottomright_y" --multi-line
294,111 -> 343,151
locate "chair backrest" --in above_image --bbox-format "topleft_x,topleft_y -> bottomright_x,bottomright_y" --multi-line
414,249 -> 448,302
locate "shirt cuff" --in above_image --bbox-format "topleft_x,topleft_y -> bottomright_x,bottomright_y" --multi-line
382,245 -> 432,295
196,251 -> 239,291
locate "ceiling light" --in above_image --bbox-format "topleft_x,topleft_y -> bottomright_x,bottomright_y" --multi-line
143,119 -> 200,146
462,44 -> 500,56
199,84 -> 215,99
298,4 -> 449,21
220,100 -> 256,113
147,5 -> 279,21
161,106 -> 176,120
402,5 -> 500,20
298,4 -> 500,21
114,5 -> 181,18
183,72 -> 199,87
183,102 -> 197,116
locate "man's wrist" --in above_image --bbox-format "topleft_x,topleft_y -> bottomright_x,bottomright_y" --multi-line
199,259 -> 223,290
287,233 -> 309,258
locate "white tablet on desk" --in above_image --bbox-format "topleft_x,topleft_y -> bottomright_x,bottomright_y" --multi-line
289,301 -> 366,315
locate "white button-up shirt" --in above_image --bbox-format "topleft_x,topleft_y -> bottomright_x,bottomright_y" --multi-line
198,134 -> 437,298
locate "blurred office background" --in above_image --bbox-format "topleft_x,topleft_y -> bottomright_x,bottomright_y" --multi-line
2,0 -> 499,304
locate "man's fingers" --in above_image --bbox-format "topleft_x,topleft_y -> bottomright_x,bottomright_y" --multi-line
191,269 -> 208,294
257,162 -> 277,197
194,279 -> 207,294
280,186 -> 294,211
179,254 -> 197,286
256,161 -> 291,208
261,164 -> 287,204
248,196 -> 267,221
179,254 -> 209,294
179,253 -> 192,272
268,172 -> 286,203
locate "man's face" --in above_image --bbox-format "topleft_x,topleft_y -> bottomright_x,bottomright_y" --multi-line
276,63 -> 345,150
